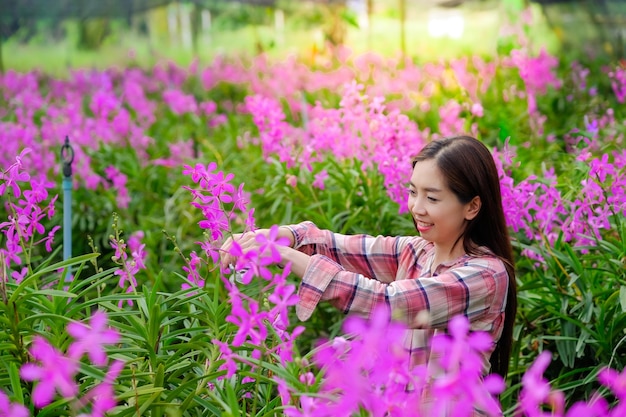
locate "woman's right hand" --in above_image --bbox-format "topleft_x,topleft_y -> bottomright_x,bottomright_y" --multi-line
219,226 -> 295,271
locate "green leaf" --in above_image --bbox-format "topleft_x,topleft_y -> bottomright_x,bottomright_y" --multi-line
8,362 -> 23,403
341,9 -> 360,29
8,253 -> 99,303
225,382 -> 240,416
620,286 -> 626,313
25,289 -> 78,299
116,386 -> 164,401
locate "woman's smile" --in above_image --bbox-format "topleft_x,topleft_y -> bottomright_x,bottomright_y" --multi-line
415,220 -> 434,233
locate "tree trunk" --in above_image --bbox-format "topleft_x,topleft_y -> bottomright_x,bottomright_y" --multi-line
191,3 -> 202,56
399,0 -> 406,61
324,1 -> 347,47
275,8 -> 284,47
77,18 -> 111,50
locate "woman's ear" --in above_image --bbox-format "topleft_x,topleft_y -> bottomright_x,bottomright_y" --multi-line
465,196 -> 481,220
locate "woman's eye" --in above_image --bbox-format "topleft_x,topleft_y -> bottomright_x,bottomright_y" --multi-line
427,196 -> 438,202
408,189 -> 416,196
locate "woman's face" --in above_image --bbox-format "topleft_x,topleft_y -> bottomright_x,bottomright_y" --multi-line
408,159 -> 479,253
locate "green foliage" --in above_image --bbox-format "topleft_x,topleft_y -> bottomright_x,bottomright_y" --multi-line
501,178 -> 626,410
277,1 -> 326,30
251,156 -> 414,236
210,3 -> 273,31
0,254 -> 104,405
0,213 -> 314,415
77,19 -> 111,50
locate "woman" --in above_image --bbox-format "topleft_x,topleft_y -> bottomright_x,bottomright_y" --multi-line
221,135 -> 517,382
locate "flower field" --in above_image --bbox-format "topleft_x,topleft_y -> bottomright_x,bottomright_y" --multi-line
1,28 -> 626,417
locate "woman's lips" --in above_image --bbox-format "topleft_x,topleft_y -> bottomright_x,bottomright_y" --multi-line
416,221 -> 433,233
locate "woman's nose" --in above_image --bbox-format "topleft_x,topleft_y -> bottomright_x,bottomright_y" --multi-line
410,197 -> 425,215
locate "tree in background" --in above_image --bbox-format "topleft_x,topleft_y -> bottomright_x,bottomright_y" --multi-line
77,18 -> 111,50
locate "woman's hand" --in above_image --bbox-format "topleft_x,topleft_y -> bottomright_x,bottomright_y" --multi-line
219,226 -> 310,278
219,226 -> 295,271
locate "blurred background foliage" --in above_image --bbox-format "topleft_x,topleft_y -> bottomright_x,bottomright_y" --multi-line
1,0 -> 625,74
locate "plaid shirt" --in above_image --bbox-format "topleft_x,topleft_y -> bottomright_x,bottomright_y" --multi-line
287,221 -> 509,377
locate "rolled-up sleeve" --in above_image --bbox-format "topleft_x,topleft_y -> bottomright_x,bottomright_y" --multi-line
297,254 -> 508,332
295,255 -> 343,321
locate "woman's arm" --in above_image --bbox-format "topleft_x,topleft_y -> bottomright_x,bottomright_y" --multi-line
285,221 -> 409,283
220,222 -> 409,283
219,225 -> 296,270
296,254 -> 509,333
277,245 -> 311,277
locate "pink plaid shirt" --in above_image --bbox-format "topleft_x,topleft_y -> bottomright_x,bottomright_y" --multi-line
287,221 -> 509,377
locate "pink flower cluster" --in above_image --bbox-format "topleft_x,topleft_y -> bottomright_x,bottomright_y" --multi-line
0,390 -> 29,417
494,143 -> 626,255
245,79 -> 624,255
608,64 -> 626,103
0,148 -> 59,278
110,230 -> 147,307
16,311 -> 123,416
503,47 -> 562,135
507,48 -> 562,98
179,161 -> 252,291
518,351 -> 626,417
244,81 -> 428,212
0,65 -> 231,206
0,47 -> 551,210
103,166 -> 130,209
279,311 -> 503,417
181,163 -> 304,378
2,48 -> 617,237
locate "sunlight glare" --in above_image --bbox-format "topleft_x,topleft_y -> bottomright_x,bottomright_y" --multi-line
427,8 -> 465,39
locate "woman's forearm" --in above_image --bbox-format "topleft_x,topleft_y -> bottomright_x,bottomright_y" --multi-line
276,226 -> 310,276
278,246 -> 310,277
277,225 -> 295,248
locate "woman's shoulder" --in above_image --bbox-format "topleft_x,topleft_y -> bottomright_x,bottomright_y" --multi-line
464,248 -> 508,274
400,235 -> 433,254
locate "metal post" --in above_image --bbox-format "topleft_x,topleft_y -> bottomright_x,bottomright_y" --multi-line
61,136 -> 74,266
